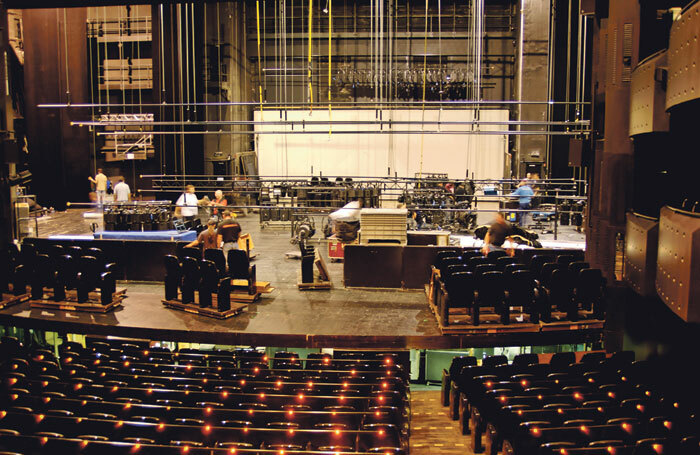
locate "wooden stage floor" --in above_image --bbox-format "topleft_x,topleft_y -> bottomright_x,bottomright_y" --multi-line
1,209 -> 602,348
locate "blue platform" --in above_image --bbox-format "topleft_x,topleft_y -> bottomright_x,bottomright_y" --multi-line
93,230 -> 197,242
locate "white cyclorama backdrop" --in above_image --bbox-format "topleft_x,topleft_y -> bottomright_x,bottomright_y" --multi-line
255,109 -> 508,180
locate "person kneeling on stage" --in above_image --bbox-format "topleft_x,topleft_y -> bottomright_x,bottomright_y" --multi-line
481,212 -> 515,256
217,210 -> 242,265
186,218 -> 220,252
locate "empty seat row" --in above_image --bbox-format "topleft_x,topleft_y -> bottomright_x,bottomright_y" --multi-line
441,352 -> 699,455
1,244 -> 116,305
1,338 -> 410,454
433,251 -> 604,326
164,250 -> 258,310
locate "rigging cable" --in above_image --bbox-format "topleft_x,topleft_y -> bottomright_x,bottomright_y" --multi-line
256,0 -> 264,115
308,0 -> 314,112
418,0 -> 429,180
328,0 -> 332,136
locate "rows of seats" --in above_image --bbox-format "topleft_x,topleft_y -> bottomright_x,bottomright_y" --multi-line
0,243 -> 116,304
0,336 -> 409,454
441,352 -> 700,454
164,248 -> 257,309
432,249 -> 605,326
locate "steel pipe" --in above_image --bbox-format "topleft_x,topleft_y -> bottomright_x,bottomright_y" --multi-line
73,119 -> 590,127
97,129 -> 590,136
38,100 -> 590,108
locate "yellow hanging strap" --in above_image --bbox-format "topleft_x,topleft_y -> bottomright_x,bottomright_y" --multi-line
308,0 -> 314,112
419,0 -> 429,181
255,0 -> 263,116
328,0 -> 332,135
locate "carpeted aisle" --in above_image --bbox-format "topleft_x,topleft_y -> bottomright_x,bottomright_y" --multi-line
410,389 -> 475,455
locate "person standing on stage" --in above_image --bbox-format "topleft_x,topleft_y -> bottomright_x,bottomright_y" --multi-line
509,180 -> 535,226
211,190 -> 228,218
175,184 -> 199,224
113,177 -> 131,202
88,168 -> 108,208
217,210 -> 242,265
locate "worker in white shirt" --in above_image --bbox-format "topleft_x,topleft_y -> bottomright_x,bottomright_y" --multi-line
175,184 -> 199,223
88,168 -> 108,208
113,177 -> 131,202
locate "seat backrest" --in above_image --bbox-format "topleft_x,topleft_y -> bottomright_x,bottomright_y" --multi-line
568,261 -> 590,275
477,271 -> 505,300
445,264 -> 469,280
509,270 -> 535,295
67,246 -> 83,259
57,255 -> 76,285
496,256 -> 518,271
474,263 -> 497,277
513,353 -> 539,367
199,260 -> 219,288
164,255 -> 181,276
460,250 -> 481,263
181,257 -> 200,280
48,244 -> 65,259
19,243 -> 37,269
438,257 -> 462,275
576,268 -> 604,299
483,354 -> 508,367
549,352 -> 576,370
85,248 -> 105,270
436,250 -> 460,263
580,351 -> 606,365
78,256 -> 100,285
487,249 -> 508,261
549,269 -> 573,293
34,254 -> 53,284
181,246 -> 201,260
540,262 -> 561,284
445,271 -> 475,302
228,249 -> 250,280
556,254 -> 575,265
529,254 -> 553,276
578,268 -> 603,287
204,249 -> 227,276
468,256 -> 491,271
503,263 -> 528,278
448,356 -> 478,377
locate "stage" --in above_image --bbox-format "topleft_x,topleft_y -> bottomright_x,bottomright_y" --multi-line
0,209 -> 604,349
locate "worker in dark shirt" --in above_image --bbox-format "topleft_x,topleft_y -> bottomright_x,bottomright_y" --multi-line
186,218 -> 219,252
481,212 -> 514,255
217,210 -> 242,265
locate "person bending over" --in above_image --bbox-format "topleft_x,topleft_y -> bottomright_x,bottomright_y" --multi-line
481,212 -> 514,255
217,210 -> 242,264
186,218 -> 220,252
